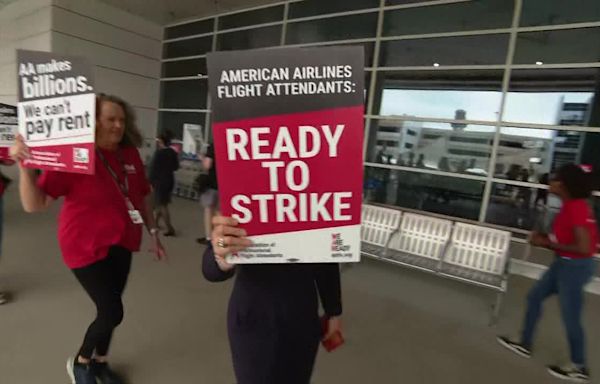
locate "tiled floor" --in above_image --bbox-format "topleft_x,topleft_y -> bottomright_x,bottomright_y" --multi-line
0,187 -> 598,383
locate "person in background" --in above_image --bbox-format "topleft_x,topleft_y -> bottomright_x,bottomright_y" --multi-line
149,130 -> 179,236
438,157 -> 450,172
202,216 -> 343,384
535,173 -> 550,207
10,93 -> 167,384
416,154 -> 426,168
197,143 -> 218,245
0,163 -> 13,305
497,164 -> 598,383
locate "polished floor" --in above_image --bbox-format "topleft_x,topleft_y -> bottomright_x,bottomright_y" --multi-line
0,183 -> 598,384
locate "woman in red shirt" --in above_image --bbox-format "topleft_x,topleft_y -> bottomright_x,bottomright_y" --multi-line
498,164 -> 598,383
11,94 -> 167,384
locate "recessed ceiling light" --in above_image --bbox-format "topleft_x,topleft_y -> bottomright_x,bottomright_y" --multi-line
433,63 -> 440,67
535,61 -> 543,65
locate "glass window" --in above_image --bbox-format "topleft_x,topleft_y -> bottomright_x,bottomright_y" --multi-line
496,128 -> 600,182
366,119 -> 495,175
165,19 -> 214,39
163,36 -> 213,59
158,112 -> 206,140
318,42 -> 375,67
160,80 -> 208,109
218,6 -> 283,30
286,13 -> 378,45
380,34 -> 510,67
520,0 -> 600,27
503,68 -> 599,126
385,0 -> 442,4
486,183 -> 552,230
289,0 -> 379,19
375,70 -> 504,121
383,0 -> 514,36
217,26 -> 281,51
162,58 -> 207,78
514,28 -> 600,65
364,166 -> 485,220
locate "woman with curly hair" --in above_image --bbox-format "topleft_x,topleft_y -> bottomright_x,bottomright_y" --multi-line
11,93 -> 167,384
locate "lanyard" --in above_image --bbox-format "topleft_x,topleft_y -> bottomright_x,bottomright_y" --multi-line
97,148 -> 129,197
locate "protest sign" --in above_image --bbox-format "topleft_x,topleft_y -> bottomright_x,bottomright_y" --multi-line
0,103 -> 17,161
17,50 -> 95,174
207,46 -> 364,264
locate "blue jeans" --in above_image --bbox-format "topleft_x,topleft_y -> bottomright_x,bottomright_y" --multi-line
521,257 -> 596,365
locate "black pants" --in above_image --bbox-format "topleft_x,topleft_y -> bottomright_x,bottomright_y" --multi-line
72,246 -> 132,359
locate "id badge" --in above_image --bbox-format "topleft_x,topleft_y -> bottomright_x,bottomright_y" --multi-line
128,209 -> 144,224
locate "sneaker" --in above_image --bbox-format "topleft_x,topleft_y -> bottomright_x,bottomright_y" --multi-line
547,363 -> 590,383
92,360 -> 125,384
66,357 -> 97,384
0,292 -> 8,305
163,230 -> 176,237
496,336 -> 531,359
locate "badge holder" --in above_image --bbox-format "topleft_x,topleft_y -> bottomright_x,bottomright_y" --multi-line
126,197 -> 144,225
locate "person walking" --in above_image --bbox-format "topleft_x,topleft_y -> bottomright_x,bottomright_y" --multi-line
197,143 -> 218,245
497,164 -> 598,383
11,93 -> 167,384
149,130 -> 179,236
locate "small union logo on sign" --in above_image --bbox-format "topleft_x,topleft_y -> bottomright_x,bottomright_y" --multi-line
73,147 -> 89,163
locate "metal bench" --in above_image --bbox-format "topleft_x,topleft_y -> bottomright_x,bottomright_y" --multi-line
361,204 -> 402,258
361,204 -> 511,325
441,222 -> 511,324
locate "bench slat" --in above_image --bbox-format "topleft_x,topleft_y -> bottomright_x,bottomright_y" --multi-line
444,222 -> 511,275
388,213 -> 453,261
361,205 -> 402,249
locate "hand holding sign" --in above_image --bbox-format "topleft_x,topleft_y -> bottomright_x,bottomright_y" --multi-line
10,134 -> 32,164
211,216 -> 252,271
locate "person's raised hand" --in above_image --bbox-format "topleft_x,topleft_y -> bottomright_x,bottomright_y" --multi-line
9,134 -> 31,165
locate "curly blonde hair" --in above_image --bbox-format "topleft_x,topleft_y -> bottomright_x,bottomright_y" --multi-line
96,93 -> 143,148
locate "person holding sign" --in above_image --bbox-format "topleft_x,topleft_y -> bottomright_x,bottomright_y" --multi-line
11,93 -> 166,384
202,216 -> 343,384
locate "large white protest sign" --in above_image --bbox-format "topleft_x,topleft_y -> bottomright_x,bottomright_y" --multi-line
207,46 -> 365,264
17,50 -> 95,174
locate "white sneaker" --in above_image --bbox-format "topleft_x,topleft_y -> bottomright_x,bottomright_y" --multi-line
547,363 -> 590,383
496,336 -> 531,359
0,292 -> 8,305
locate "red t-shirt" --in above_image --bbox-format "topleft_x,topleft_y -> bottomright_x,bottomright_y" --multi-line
38,146 -> 151,269
552,199 -> 598,258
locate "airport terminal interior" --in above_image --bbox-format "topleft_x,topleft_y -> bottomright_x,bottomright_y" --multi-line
1,0 -> 600,383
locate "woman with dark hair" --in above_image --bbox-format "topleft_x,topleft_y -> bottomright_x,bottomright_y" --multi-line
202,216 -> 343,384
149,130 -> 179,236
10,93 -> 167,384
497,164 -> 598,383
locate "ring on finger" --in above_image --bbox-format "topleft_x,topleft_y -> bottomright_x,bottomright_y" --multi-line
217,237 -> 227,248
